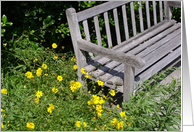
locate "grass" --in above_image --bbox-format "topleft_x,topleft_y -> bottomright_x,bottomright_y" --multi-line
1,41 -> 181,131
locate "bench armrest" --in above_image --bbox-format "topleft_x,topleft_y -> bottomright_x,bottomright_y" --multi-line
77,39 -> 145,69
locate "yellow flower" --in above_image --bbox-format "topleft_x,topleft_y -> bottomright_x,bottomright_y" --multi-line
54,55 -> 58,59
45,74 -> 48,76
52,43 -> 57,49
75,121 -> 82,127
52,87 -> 58,94
116,104 -> 119,109
1,88 -> 7,94
111,118 -> 118,126
25,71 -> 33,79
71,56 -> 76,61
85,72 -> 91,78
36,68 -> 42,76
83,122 -> 87,127
97,80 -> 103,86
42,64 -> 47,69
49,104 -> 55,110
117,120 -> 124,130
1,122 -> 3,129
75,82 -> 82,88
87,101 -> 92,105
102,95 -> 107,99
80,68 -> 86,74
36,90 -> 43,98
26,122 -> 35,130
33,59 -> 38,62
120,111 -> 126,118
73,65 -> 77,70
70,85 -> 78,92
30,76 -> 35,80
94,128 -> 98,131
47,107 -> 52,113
34,98 -> 39,104
57,75 -> 63,81
110,89 -> 115,96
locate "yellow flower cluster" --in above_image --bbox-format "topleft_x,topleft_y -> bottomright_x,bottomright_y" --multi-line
1,88 -> 7,94
1,109 -> 10,129
80,68 -> 91,78
110,118 -> 124,130
69,80 -> 82,92
25,71 -> 34,80
87,95 -> 105,116
75,121 -> 87,128
35,90 -> 43,104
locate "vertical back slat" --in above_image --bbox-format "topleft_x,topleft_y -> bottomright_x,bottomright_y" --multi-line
153,1 -> 157,25
146,1 -> 151,28
122,5 -> 129,40
113,8 -> 121,44
159,1 -> 163,21
94,15 -> 102,46
83,20 -> 93,57
130,2 -> 137,36
104,11 -> 113,48
138,2 -> 144,32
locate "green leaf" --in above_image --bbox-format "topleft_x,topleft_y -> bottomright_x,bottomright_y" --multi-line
2,14 -> 7,24
1,29 -> 6,33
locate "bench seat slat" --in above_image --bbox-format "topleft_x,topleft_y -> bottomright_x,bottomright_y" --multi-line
84,20 -> 176,73
106,32 -> 181,85
135,47 -> 181,86
90,23 -> 181,79
98,26 -> 181,82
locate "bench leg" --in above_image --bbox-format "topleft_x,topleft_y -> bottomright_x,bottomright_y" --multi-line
78,74 -> 88,93
123,64 -> 135,102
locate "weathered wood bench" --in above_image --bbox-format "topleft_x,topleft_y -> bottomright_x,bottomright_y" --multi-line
66,1 -> 181,101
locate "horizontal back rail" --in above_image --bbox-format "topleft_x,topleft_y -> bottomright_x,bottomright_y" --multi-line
77,1 -> 130,22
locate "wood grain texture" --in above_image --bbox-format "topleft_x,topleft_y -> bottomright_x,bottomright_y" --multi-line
113,8 -> 121,44
130,2 -> 137,36
153,1 -> 157,25
146,1 -> 151,28
104,12 -> 113,48
139,2 -> 144,32
94,16 -> 102,46
122,5 -> 129,40
159,1 -> 163,22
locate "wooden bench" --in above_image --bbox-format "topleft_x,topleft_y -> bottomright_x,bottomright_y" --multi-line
66,1 -> 181,101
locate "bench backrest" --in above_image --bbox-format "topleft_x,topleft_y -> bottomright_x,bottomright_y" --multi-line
66,1 -> 181,68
